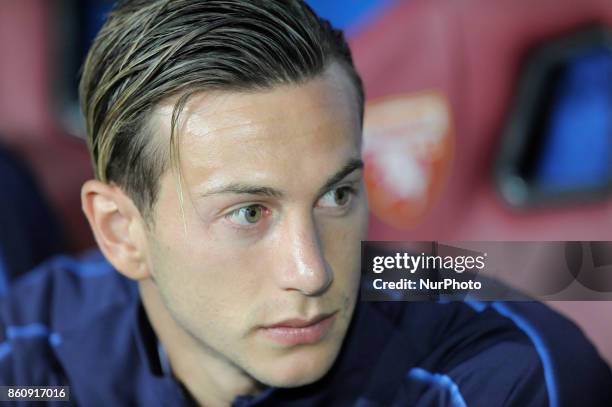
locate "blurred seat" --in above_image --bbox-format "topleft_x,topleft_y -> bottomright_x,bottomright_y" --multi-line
0,143 -> 65,294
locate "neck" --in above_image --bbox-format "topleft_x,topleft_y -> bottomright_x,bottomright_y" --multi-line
139,278 -> 263,406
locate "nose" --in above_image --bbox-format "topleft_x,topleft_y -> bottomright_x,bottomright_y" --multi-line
275,213 -> 333,296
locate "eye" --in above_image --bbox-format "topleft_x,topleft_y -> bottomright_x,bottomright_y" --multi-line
317,186 -> 356,209
226,204 -> 266,226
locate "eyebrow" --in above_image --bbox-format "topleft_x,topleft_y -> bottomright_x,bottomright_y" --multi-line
199,158 -> 364,199
315,158 -> 364,197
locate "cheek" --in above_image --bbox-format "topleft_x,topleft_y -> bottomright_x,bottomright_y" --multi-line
319,200 -> 369,285
147,232 -> 266,340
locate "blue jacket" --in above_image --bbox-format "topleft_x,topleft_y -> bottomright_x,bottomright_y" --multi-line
1,251 -> 611,406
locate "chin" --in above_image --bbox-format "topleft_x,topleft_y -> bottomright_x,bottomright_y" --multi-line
259,365 -> 328,388
253,344 -> 341,388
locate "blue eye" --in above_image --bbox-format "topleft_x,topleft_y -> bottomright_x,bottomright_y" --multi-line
227,205 -> 265,225
318,186 -> 356,208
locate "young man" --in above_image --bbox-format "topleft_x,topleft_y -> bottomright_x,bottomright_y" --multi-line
1,1 -> 611,405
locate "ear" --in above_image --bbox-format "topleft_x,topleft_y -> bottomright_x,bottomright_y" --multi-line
81,179 -> 151,280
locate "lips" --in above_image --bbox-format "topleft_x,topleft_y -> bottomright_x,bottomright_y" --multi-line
258,312 -> 337,346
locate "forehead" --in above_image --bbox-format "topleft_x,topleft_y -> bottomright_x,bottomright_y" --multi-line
150,64 -> 362,194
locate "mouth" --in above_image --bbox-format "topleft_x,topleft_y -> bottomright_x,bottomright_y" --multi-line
258,312 -> 337,346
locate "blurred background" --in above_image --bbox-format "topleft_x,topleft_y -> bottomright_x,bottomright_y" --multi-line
0,0 -> 611,364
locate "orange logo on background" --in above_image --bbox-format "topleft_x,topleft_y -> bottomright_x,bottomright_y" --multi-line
363,91 -> 454,229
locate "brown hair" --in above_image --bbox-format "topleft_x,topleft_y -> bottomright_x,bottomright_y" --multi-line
79,0 -> 363,220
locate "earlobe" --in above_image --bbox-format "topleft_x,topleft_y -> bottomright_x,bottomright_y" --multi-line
81,180 -> 151,280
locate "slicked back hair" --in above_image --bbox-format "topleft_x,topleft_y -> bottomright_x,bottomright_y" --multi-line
79,0 -> 364,221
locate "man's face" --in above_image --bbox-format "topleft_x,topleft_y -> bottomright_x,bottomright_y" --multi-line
144,63 -> 367,387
